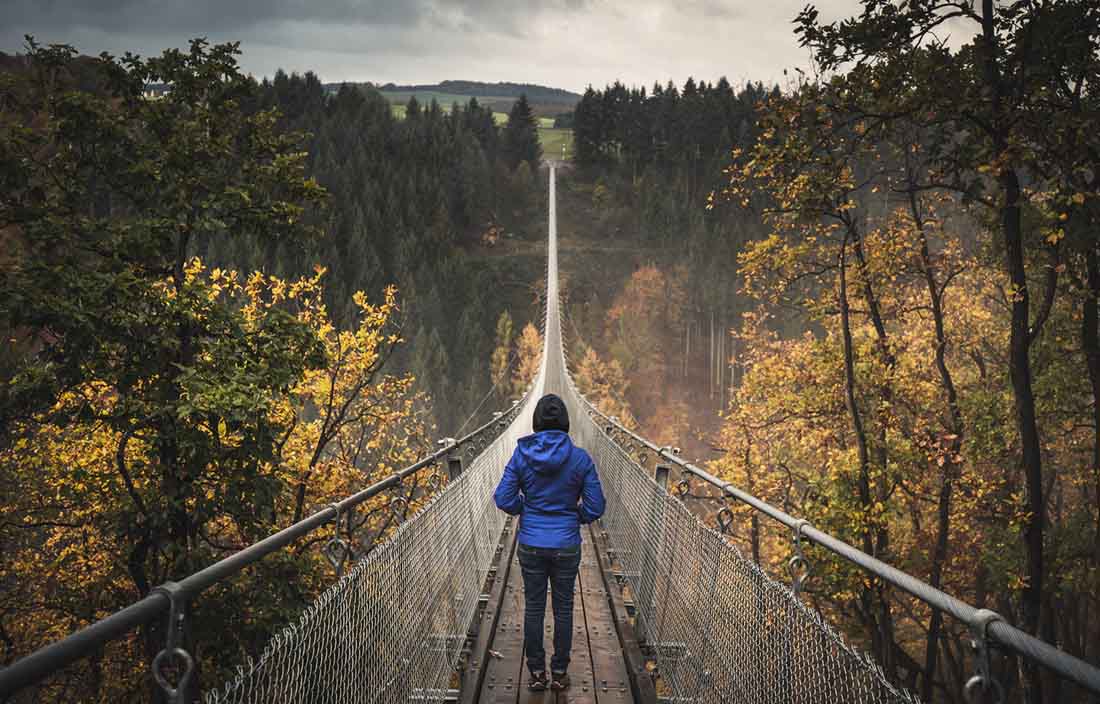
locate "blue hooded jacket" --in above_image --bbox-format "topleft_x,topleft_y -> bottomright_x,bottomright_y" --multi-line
494,430 -> 606,548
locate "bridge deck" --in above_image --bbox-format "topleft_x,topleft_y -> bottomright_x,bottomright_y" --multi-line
474,527 -> 636,704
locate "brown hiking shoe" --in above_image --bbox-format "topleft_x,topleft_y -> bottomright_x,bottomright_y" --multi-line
529,671 -> 548,691
551,672 -> 571,690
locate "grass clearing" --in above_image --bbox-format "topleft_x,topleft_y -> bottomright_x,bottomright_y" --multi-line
379,90 -> 516,107
389,105 -> 561,131
387,100 -> 572,161
390,102 -> 507,124
539,127 -> 574,161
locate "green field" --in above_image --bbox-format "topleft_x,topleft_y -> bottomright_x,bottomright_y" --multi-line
539,127 -> 574,161
380,90 -> 516,107
388,101 -> 571,160
389,102 -> 555,127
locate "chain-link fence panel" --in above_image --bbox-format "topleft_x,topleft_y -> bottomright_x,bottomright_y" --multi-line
204,398 -> 539,704
566,409 -> 921,704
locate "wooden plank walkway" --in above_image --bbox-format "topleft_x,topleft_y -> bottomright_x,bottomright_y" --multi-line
472,527 -> 637,704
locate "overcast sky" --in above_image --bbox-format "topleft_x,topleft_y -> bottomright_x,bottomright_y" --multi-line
2,0 -> 871,92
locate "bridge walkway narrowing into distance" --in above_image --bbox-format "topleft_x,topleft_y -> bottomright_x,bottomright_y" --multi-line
3,165 -> 1100,704
464,163 -> 644,704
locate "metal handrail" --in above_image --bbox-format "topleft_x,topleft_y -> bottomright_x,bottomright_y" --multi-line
578,396 -> 1100,696
0,399 -> 524,698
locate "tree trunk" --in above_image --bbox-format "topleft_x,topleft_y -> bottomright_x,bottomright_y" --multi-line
743,430 -> 761,565
148,228 -> 202,703
907,181 -> 965,702
1084,245 -> 1100,565
1002,165 -> 1045,704
838,243 -> 873,549
838,239 -> 883,655
849,219 -> 898,678
978,3 -> 1044,698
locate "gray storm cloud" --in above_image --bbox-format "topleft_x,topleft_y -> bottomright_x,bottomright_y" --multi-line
1,0 -> 865,91
3,0 -> 594,33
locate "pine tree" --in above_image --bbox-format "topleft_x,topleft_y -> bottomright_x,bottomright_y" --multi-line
573,87 -> 603,166
502,94 -> 541,169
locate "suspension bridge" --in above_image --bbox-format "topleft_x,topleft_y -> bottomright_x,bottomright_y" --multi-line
3,167 -> 1100,704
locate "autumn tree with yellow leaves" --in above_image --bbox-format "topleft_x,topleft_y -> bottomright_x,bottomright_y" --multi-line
605,265 -> 686,415
572,344 -> 637,429
511,322 -> 544,398
0,40 -> 431,702
489,310 -> 515,403
716,3 -> 1100,700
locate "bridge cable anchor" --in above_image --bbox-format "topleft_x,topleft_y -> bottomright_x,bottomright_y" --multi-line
787,520 -> 812,598
323,503 -> 352,578
427,472 -> 443,491
389,495 -> 409,525
964,609 -> 1005,704
716,506 -> 734,535
151,581 -> 194,704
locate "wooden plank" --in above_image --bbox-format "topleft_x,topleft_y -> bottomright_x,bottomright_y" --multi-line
476,534 -> 638,704
578,535 -> 635,704
588,525 -> 657,704
462,517 -> 520,704
477,533 -> 526,704
568,560 -> 599,704
517,550 -> 598,704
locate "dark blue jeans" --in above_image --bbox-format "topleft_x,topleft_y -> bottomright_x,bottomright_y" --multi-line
517,542 -> 582,675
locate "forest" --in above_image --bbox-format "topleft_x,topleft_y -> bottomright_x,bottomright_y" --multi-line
560,3 -> 1100,703
1,0 -> 1099,702
198,68 -> 548,428
0,39 -> 547,701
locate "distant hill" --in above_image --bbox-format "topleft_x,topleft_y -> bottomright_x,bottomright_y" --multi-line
322,79 -> 580,119
378,80 -> 580,103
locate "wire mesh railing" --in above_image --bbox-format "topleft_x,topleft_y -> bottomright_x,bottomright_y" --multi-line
578,399 -> 1100,701
527,162 -> 915,703
567,408 -> 920,704
198,167 -> 568,704
204,421 -> 528,704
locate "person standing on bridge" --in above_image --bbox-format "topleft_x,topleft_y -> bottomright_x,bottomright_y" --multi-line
494,393 -> 606,692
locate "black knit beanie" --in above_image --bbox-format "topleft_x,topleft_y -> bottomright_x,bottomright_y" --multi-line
533,393 -> 570,433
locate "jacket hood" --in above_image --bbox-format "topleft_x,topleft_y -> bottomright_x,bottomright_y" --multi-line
516,430 -> 573,475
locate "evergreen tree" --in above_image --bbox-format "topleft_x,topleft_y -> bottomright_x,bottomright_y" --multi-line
188,73 -> 541,435
574,87 -> 603,165
569,76 -> 765,193
502,94 -> 541,169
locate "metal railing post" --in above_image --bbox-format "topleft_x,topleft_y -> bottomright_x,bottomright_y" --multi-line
447,455 -> 463,482
654,464 -> 671,491
636,463 -> 671,648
